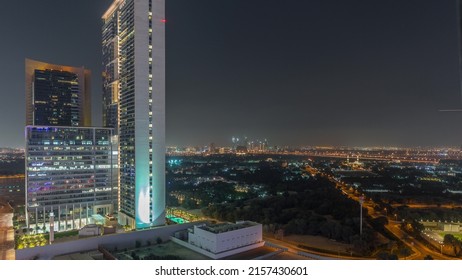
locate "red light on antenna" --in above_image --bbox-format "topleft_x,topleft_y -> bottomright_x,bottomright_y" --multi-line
161,19 -> 167,23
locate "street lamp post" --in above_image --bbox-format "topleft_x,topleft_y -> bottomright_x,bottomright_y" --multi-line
49,212 -> 54,244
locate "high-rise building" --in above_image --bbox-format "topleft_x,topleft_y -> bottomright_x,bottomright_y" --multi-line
25,59 -> 91,127
102,0 -> 166,229
25,59 -> 117,233
25,126 -> 117,232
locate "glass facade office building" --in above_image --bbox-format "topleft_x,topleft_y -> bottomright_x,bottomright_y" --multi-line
25,126 -> 118,232
25,59 -> 91,127
33,69 -> 80,127
102,11 -> 119,131
102,0 -> 165,229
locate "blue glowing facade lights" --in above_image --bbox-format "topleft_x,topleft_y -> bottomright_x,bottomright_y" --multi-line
102,0 -> 165,229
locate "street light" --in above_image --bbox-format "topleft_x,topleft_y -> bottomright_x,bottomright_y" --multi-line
49,212 -> 54,244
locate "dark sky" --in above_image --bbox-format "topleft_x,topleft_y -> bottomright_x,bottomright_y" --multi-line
1,0 -> 462,148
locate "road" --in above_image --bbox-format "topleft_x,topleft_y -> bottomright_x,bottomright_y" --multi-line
0,201 -> 15,260
352,193 -> 456,259
391,203 -> 462,209
263,235 -> 367,260
311,169 -> 460,260
384,222 -> 455,260
302,153 -> 438,164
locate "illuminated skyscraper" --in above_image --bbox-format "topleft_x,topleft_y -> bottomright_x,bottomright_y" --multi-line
25,59 -> 117,232
102,0 -> 166,229
25,126 -> 117,232
25,59 -> 91,127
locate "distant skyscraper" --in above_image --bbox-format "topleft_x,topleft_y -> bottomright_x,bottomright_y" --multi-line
25,59 -> 91,127
102,0 -> 166,229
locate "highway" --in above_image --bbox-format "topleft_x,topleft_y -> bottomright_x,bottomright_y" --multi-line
384,221 -> 455,260
0,201 -> 15,260
391,203 -> 462,209
346,189 -> 456,259
263,236 -> 367,260
311,169 -> 459,260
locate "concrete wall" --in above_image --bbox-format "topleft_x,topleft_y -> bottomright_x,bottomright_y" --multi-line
171,237 -> 264,259
215,224 -> 262,253
443,224 -> 460,232
16,222 -> 201,260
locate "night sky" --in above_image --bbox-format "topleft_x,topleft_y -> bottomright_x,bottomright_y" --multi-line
1,0 -> 462,148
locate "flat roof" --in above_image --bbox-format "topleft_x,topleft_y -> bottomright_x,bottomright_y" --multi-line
198,221 -> 258,234
102,0 -> 123,20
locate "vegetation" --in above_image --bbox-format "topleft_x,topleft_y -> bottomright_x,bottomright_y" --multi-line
439,232 -> 462,242
15,234 -> 47,249
376,251 -> 398,260
202,174 -> 381,256
166,156 -> 435,257
443,234 -> 462,257
42,229 -> 79,241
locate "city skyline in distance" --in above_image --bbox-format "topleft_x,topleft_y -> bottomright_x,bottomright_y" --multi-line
1,0 -> 462,148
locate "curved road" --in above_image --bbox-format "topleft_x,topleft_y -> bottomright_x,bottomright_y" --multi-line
263,235 -> 368,260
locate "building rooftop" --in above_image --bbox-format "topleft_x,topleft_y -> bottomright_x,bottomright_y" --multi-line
197,221 -> 259,234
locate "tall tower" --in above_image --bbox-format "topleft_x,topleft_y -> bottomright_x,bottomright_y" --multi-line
102,0 -> 166,229
24,59 -> 117,233
25,58 -> 91,127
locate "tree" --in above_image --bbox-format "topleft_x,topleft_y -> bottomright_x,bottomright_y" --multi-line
376,251 -> 390,260
376,251 -> 398,260
399,247 -> 412,259
444,234 -> 462,256
131,252 -> 140,260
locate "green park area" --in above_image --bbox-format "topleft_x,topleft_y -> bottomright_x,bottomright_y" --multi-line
15,230 -> 79,249
439,232 -> 462,242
